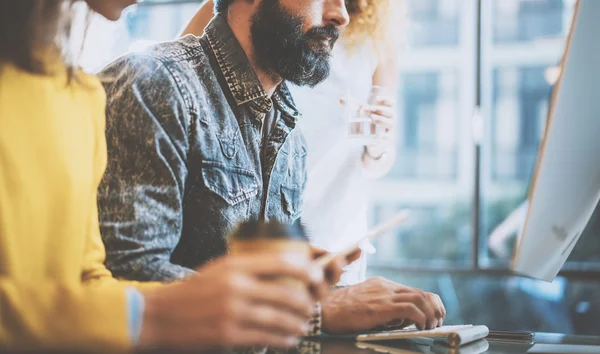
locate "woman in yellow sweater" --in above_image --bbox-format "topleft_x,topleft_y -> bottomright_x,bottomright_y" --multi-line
0,0 -> 333,351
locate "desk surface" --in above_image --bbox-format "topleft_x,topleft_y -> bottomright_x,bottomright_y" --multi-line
3,333 -> 600,353
285,333 -> 600,354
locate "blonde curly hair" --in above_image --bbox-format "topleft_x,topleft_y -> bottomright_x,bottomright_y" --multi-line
343,0 -> 404,56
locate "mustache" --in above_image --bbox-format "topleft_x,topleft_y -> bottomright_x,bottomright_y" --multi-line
304,25 -> 340,48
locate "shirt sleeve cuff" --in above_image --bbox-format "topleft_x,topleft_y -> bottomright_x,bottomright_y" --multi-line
125,287 -> 145,345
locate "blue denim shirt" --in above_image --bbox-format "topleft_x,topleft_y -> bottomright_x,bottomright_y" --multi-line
98,15 -> 307,282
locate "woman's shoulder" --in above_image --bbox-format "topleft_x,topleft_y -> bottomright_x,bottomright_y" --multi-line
1,62 -> 103,91
0,62 -> 106,121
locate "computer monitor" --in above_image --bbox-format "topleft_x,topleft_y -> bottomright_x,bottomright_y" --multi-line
512,0 -> 600,281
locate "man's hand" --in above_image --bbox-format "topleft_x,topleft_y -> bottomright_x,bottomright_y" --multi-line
320,277 -> 446,333
310,245 -> 362,285
139,254 -> 326,350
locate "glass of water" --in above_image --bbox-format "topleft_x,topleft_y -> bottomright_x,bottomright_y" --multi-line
347,86 -> 388,143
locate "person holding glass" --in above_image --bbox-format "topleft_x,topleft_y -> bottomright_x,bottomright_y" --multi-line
182,0 -> 403,285
289,0 -> 402,285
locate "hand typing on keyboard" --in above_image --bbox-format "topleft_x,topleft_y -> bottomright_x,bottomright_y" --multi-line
320,277 -> 446,334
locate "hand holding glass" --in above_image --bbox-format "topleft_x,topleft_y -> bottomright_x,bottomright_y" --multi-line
345,86 -> 391,143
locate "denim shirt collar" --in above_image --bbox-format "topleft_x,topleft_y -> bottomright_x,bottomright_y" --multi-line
205,14 -> 300,120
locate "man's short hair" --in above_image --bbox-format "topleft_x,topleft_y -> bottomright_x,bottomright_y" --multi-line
214,0 -> 234,13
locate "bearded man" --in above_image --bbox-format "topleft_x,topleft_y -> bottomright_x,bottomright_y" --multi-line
98,0 -> 445,335
98,0 -> 347,280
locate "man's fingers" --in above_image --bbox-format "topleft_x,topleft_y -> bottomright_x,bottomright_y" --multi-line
393,292 -> 437,329
310,245 -> 329,259
418,291 -> 439,329
438,294 -> 447,319
425,292 -> 444,320
324,257 -> 346,286
391,301 -> 428,331
346,248 -> 362,264
393,286 -> 442,329
427,293 -> 446,326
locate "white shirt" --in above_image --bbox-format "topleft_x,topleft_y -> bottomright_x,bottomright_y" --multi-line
290,39 -> 380,285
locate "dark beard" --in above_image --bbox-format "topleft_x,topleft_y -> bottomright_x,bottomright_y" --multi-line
250,0 -> 340,87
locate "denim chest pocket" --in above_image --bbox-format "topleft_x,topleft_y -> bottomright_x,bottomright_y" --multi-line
280,141 -> 307,174
280,184 -> 302,220
201,161 -> 259,205
279,140 -> 307,183
277,140 -> 306,221
280,141 -> 307,159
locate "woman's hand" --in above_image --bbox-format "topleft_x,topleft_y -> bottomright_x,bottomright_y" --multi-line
364,95 -> 396,158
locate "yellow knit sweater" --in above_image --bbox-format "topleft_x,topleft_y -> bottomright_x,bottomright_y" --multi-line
0,62 -> 153,351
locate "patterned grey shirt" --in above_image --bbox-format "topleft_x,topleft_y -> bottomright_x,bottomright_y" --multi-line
98,14 -> 307,282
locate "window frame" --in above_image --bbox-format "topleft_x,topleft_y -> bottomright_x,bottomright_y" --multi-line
374,0 -> 600,281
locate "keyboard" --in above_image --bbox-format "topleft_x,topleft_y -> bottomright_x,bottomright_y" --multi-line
357,324 -> 476,341
356,337 -> 491,354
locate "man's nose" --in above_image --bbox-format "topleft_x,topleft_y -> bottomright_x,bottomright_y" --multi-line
324,0 -> 350,28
